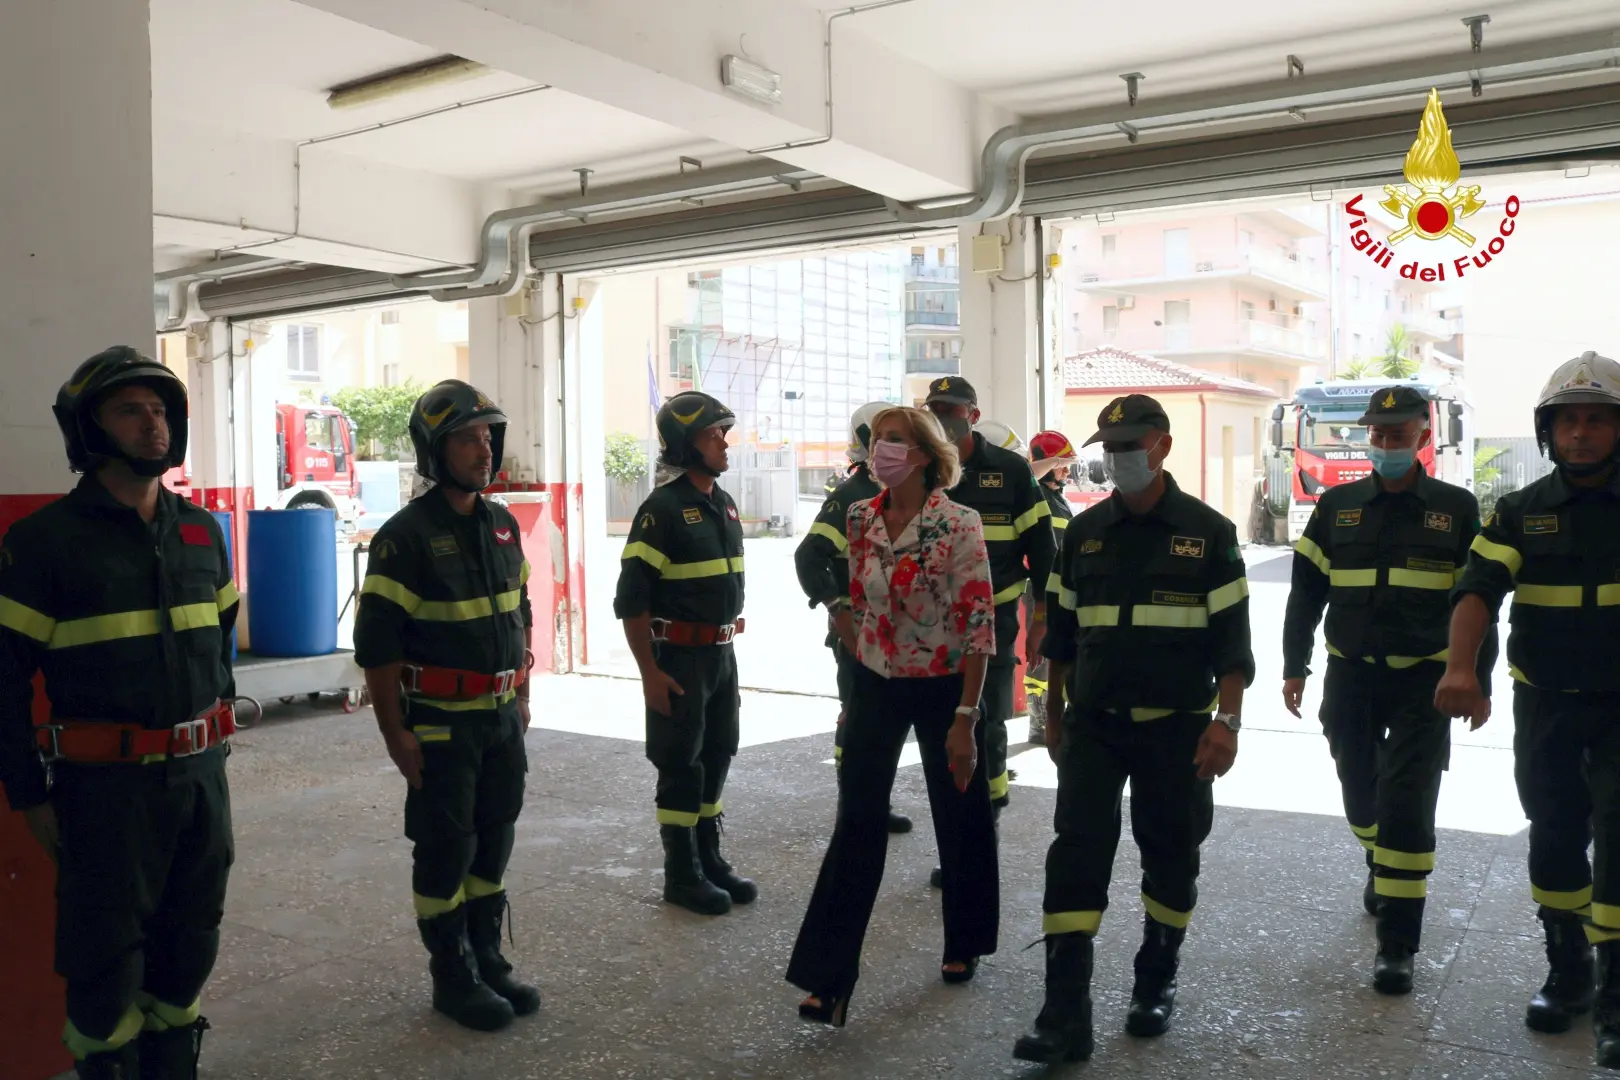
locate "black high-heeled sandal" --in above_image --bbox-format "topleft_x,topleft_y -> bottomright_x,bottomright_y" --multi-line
941,957 -> 979,985
798,992 -> 851,1027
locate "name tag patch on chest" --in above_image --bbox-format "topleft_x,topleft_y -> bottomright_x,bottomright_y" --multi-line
1524,514 -> 1560,535
1408,557 -> 1452,573
178,523 -> 212,547
981,513 -> 1012,525
493,526 -> 517,545
1335,509 -> 1363,527
1152,590 -> 1202,607
978,472 -> 1004,489
1171,536 -> 1205,559
1081,538 -> 1103,555
1424,511 -> 1454,533
430,535 -> 459,557
682,508 -> 704,525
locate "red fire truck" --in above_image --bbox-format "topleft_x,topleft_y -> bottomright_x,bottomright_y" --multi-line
274,402 -> 363,532
1269,377 -> 1472,542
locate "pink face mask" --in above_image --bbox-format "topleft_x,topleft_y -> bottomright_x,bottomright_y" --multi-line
870,440 -> 918,488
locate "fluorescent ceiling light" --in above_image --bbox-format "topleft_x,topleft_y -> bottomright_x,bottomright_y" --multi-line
721,55 -> 782,106
327,55 -> 493,111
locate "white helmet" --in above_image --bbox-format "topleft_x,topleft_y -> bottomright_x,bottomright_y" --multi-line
847,401 -> 890,463
1534,351 -> 1620,454
975,420 -> 1027,457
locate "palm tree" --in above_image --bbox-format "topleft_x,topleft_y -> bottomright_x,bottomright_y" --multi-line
1376,323 -> 1420,379
1337,355 -> 1376,380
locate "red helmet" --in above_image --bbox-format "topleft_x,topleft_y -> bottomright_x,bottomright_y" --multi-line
1029,430 -> 1077,462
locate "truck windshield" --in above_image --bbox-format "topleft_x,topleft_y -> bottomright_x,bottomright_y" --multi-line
304,412 -> 335,451
1299,405 -> 1370,451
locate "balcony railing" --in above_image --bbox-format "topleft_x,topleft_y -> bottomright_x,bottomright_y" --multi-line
906,356 -> 961,375
906,264 -> 959,283
1073,250 -> 1328,297
1400,311 -> 1454,340
906,310 -> 960,327
1079,318 -> 1325,362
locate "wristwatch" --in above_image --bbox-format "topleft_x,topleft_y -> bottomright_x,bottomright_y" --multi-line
1213,711 -> 1241,733
955,706 -> 982,723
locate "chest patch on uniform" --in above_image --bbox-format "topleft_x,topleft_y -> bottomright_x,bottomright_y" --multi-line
1170,536 -> 1206,559
682,507 -> 704,525
1081,538 -> 1103,555
178,523 -> 212,546
1152,590 -> 1203,607
430,535 -> 459,557
1408,557 -> 1451,573
493,526 -> 517,545
978,472 -> 1004,489
980,512 -> 1012,525
726,505 -> 740,521
1335,509 -> 1363,527
1424,511 -> 1454,533
1524,514 -> 1560,534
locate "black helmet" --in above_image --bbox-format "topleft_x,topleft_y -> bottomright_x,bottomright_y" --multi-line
655,391 -> 735,475
409,379 -> 508,490
53,346 -> 188,476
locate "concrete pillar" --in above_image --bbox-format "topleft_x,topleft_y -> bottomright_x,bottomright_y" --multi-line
957,216 -> 1062,441
0,0 -> 154,535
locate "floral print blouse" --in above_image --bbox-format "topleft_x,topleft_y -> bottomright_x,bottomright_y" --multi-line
846,488 -> 996,678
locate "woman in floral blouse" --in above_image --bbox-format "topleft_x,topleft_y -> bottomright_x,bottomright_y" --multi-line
786,405 -> 999,1026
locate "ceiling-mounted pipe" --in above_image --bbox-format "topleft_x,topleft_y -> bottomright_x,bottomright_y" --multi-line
887,27 -> 1620,226
388,159 -> 822,300
154,255 -> 288,332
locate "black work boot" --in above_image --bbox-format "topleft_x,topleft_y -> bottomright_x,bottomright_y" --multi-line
1595,940 -> 1620,1068
1527,910 -> 1595,1033
74,1043 -> 139,1079
1363,869 -> 1379,916
1127,917 -> 1186,1037
1013,932 -> 1095,1063
465,892 -> 542,1016
887,807 -> 912,834
1373,941 -> 1416,995
137,1017 -> 210,1079
1373,896 -> 1422,995
418,908 -> 517,1031
696,815 -> 758,904
661,824 -> 732,915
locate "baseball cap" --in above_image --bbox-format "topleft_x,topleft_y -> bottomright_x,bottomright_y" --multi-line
925,376 -> 978,408
1082,394 -> 1171,446
1357,385 -> 1428,425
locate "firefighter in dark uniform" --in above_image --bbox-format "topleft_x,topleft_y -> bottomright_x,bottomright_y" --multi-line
1281,385 -> 1492,995
354,380 -> 541,1033
924,376 -> 1056,887
1025,429 -> 1079,743
1439,352 -> 1620,1069
0,348 -> 238,1079
1015,394 -> 1252,1065
794,401 -> 910,835
615,391 -> 756,917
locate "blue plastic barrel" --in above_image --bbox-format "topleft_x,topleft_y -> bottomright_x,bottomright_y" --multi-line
247,508 -> 338,657
210,510 -> 238,661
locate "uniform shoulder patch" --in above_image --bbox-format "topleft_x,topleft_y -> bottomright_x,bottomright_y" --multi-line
1171,535 -> 1206,558
820,499 -> 841,520
638,511 -> 655,532
1423,510 -> 1454,533
430,535 -> 459,557
682,507 -> 704,525
1335,508 -> 1363,527
371,538 -> 398,560
1081,538 -> 1103,554
179,523 -> 212,547
1523,514 -> 1560,535
493,525 -> 517,545
727,505 -> 740,521
978,472 -> 1003,488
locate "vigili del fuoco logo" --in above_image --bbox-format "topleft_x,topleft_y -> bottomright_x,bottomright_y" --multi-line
1342,88 -> 1521,283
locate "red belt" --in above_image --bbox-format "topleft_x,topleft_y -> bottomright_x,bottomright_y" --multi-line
651,618 -> 746,646
402,652 -> 534,701
39,702 -> 236,764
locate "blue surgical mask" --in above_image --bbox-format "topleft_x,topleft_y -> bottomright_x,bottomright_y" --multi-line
1104,441 -> 1160,494
1367,445 -> 1416,479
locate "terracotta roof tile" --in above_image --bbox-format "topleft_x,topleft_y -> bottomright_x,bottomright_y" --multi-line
1063,347 -> 1279,398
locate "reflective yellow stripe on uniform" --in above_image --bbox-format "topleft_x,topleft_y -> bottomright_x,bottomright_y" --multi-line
1046,572 -> 1064,595
216,582 -> 241,610
1142,893 -> 1192,929
1206,578 -> 1249,614
1052,517 -> 1068,530
993,580 -> 1028,606
656,808 -> 700,827
414,590 -> 523,622
1043,910 -> 1102,936
1075,605 -> 1119,627
981,526 -> 1015,542
361,573 -> 423,613
807,522 -> 848,552
662,556 -> 745,580
1374,846 -> 1436,872
1387,568 -> 1453,590
988,771 -> 1009,801
1598,584 -> 1620,606
521,559 -> 531,584
1057,584 -> 1080,611
1374,877 -> 1427,899
1470,534 -> 1523,578
1327,643 -> 1449,668
1014,501 -> 1052,535
621,541 -> 669,573
1533,884 -> 1593,912
1132,605 -> 1208,629
1516,584 -> 1583,608
0,595 -> 56,643
1295,535 -> 1331,576
47,603 -> 220,650
1329,568 -> 1377,587
1588,903 -> 1620,931
1350,822 -> 1378,851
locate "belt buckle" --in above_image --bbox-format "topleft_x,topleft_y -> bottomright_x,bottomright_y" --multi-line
400,664 -> 423,692
38,725 -> 63,764
649,618 -> 671,644
715,623 -> 736,645
171,717 -> 210,758
492,669 -> 517,695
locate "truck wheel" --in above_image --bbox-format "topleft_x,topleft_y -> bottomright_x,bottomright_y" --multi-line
287,492 -> 331,511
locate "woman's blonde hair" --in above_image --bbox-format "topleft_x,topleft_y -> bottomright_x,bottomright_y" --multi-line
870,406 -> 962,491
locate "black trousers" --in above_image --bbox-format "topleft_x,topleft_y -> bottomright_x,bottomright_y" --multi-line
1320,657 -> 1449,949
832,641 -> 857,769
787,664 -> 999,997
1513,682 -> 1620,936
1042,708 -> 1214,936
405,705 -> 528,910
645,642 -> 740,826
53,750 -> 233,1048
984,661 -> 1015,807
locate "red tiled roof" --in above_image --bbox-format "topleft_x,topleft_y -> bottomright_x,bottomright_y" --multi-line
1063,347 -> 1279,398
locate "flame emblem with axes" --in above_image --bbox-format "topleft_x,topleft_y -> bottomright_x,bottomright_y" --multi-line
1378,89 -> 1485,246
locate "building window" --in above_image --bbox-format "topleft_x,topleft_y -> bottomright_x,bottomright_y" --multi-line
1101,234 -> 1117,258
1351,276 -> 1362,300
1352,333 -> 1364,357
1239,300 -> 1256,322
286,324 -> 320,379
1383,290 -> 1392,311
1101,305 -> 1120,333
382,362 -> 401,387
380,309 -> 401,326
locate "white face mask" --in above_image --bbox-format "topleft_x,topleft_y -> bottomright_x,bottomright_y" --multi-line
1104,439 -> 1162,494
